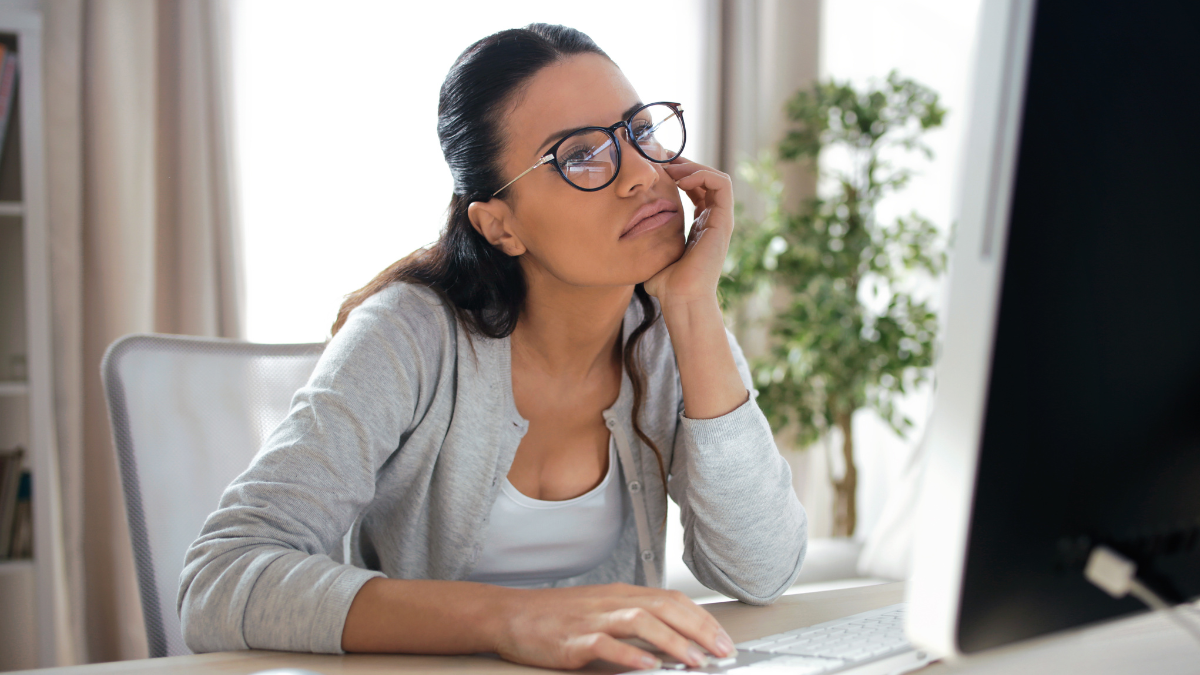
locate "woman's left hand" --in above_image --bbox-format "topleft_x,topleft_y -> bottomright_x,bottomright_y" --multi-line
644,157 -> 734,308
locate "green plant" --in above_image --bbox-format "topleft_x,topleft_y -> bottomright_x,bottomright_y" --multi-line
720,72 -> 948,537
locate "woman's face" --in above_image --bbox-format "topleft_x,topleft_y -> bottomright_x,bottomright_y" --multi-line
470,53 -> 687,290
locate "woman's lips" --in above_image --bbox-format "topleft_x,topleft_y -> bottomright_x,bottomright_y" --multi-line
621,199 -> 679,240
621,210 -> 678,239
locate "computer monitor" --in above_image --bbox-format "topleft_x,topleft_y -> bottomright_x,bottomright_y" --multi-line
907,0 -> 1200,657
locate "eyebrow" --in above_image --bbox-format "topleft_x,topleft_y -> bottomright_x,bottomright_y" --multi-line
535,101 -> 645,155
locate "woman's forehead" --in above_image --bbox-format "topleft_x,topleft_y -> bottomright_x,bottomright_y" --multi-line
505,53 -> 640,157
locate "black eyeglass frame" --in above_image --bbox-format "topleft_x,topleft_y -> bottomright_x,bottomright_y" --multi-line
491,101 -> 686,197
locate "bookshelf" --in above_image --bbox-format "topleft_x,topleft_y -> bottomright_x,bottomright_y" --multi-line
0,8 -> 68,671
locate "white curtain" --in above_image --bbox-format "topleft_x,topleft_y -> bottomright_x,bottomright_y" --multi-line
43,0 -> 243,663
712,0 -> 821,366
715,0 -> 821,212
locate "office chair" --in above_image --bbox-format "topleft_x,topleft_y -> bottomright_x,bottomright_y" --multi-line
101,334 -> 325,657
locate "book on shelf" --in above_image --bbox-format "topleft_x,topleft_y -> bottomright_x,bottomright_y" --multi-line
9,470 -> 31,558
0,44 -> 18,170
0,446 -> 25,559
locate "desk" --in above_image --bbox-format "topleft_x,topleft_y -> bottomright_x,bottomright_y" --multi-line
16,583 -> 1199,675
920,598 -> 1200,674
16,584 -> 904,675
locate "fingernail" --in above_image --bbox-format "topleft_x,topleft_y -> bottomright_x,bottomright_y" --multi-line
687,646 -> 709,667
640,655 -> 662,669
715,633 -> 735,657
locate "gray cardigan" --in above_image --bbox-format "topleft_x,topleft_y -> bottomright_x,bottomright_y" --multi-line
178,283 -> 808,654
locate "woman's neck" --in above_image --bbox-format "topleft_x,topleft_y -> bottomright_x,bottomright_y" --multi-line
512,265 -> 633,381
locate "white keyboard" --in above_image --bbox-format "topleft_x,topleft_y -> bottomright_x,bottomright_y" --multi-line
738,603 -> 911,662
644,603 -> 929,675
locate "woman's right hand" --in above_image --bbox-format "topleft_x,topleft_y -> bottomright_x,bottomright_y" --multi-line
492,582 -> 737,671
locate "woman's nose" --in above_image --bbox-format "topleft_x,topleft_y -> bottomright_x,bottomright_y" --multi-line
615,132 -> 659,195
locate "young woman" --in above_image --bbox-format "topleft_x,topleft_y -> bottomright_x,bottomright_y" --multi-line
180,24 -> 807,672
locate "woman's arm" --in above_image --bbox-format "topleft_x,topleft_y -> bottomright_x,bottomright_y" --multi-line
647,158 -> 808,603
668,329 -> 808,603
659,296 -> 747,418
178,288 -> 437,653
647,158 -> 747,419
342,579 -> 736,670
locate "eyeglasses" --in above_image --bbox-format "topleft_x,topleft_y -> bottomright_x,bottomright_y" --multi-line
492,101 -> 686,197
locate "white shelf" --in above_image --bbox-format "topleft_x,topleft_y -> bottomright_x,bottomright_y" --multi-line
0,559 -> 33,575
0,9 -> 64,668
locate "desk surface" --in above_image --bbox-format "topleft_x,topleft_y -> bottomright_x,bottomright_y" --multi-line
19,582 -> 1199,675
18,583 -> 905,675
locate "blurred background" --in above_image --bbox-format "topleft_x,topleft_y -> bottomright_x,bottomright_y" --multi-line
0,0 -> 981,668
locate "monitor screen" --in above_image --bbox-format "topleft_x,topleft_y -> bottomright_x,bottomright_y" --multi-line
954,0 -> 1200,653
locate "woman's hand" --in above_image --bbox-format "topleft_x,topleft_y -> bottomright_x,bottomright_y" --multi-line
641,157 -> 747,419
494,583 -> 736,671
344,579 -> 733,669
644,157 -> 735,310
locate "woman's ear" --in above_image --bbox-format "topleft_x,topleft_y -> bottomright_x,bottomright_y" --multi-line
468,199 -> 526,257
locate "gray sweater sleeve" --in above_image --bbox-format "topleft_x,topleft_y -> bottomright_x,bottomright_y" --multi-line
668,328 -> 808,604
177,289 -> 446,654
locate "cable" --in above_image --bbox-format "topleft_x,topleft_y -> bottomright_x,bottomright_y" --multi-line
1084,545 -> 1200,646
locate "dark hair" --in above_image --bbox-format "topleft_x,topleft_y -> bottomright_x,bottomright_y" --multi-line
331,24 -> 666,492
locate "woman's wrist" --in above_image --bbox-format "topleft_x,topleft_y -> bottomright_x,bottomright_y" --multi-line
485,586 -> 523,654
657,291 -> 722,323
659,293 -> 748,420
342,578 -> 516,654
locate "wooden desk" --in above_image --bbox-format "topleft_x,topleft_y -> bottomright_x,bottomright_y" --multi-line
14,584 -> 906,675
18,583 -> 1198,675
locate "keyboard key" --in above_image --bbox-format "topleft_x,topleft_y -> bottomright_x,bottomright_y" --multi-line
731,655 -> 846,675
772,643 -> 833,657
735,638 -> 778,651
767,643 -> 804,654
701,604 -> 913,675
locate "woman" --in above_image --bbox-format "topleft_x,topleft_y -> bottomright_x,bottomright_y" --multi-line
179,23 -> 807,671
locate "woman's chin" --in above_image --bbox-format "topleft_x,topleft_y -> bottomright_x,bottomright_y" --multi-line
636,245 -> 686,285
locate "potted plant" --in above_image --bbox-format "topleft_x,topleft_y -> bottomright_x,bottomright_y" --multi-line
721,72 -> 948,537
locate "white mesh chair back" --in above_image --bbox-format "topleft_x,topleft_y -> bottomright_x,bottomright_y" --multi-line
101,334 -> 325,657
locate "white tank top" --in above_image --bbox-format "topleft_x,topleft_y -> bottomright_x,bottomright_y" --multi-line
466,437 -> 624,588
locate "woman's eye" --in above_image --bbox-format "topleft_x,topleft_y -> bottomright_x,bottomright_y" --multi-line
560,145 -> 594,164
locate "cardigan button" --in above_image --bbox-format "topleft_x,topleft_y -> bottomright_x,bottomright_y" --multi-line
605,418 -> 616,429
641,550 -> 655,562
628,480 -> 642,493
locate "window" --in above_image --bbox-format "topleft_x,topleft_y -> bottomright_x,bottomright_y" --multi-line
819,0 -> 983,540
233,1 -> 708,343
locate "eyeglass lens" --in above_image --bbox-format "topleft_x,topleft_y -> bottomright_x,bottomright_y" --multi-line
556,104 -> 684,190
559,130 -> 621,189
